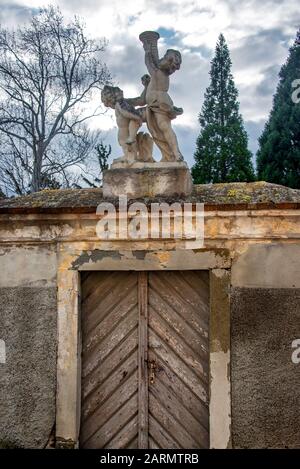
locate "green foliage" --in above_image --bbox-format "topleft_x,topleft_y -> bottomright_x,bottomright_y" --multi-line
256,31 -> 300,189
95,142 -> 110,174
192,34 -> 255,184
79,142 -> 111,188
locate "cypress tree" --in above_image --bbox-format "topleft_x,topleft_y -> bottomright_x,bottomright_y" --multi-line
192,34 -> 254,184
256,31 -> 300,189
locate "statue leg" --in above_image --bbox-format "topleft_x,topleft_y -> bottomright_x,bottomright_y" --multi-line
155,113 -> 183,161
118,127 -> 137,163
126,120 -> 141,144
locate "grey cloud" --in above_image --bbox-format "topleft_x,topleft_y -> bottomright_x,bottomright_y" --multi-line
171,49 -> 211,120
244,119 -> 266,162
103,35 -> 146,90
229,27 -> 295,151
231,28 -> 291,70
145,0 -> 179,15
59,0 -> 110,13
189,6 -> 215,16
225,0 -> 296,13
173,125 -> 198,167
185,44 -> 213,60
256,64 -> 281,97
0,2 -> 38,27
238,81 -> 274,125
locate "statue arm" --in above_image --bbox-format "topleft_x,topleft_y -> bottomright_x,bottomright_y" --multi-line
126,82 -> 148,106
126,96 -> 145,106
116,102 -> 141,122
144,49 -> 159,74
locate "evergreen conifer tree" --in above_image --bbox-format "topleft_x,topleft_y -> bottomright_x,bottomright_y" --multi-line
256,31 -> 300,189
192,34 -> 254,184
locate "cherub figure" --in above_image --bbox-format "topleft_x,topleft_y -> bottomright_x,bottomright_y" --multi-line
139,31 -> 184,162
102,82 -> 156,165
101,85 -> 145,163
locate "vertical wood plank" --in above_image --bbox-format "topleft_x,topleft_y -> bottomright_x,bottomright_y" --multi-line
138,271 -> 149,448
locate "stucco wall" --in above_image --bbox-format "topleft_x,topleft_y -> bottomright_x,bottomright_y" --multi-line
0,203 -> 299,448
231,243 -> 300,448
0,246 -> 57,448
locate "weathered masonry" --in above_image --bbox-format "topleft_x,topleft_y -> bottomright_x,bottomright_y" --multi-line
0,181 -> 300,449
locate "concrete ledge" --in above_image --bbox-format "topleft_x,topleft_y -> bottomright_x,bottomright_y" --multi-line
110,161 -> 188,169
103,165 -> 193,198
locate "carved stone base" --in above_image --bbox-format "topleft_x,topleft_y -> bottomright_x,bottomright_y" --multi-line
103,162 -> 193,198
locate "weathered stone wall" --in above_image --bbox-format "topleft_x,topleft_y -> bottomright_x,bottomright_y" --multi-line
0,186 -> 299,448
0,246 -> 57,448
231,243 -> 300,448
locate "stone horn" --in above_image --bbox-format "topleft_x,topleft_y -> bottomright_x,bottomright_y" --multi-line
139,30 -> 160,45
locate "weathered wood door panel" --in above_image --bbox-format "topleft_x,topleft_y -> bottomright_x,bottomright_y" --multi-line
148,272 -> 209,449
80,271 -> 209,449
80,271 -> 139,449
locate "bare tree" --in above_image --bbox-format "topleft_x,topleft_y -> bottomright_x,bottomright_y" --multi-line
0,129 -> 100,195
0,6 -> 111,194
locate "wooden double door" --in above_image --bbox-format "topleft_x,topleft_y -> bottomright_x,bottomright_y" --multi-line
80,271 -> 209,449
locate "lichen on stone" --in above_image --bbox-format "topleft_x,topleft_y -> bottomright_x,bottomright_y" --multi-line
0,182 -> 299,212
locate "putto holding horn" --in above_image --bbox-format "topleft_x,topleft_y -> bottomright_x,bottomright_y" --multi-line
101,30 -> 185,165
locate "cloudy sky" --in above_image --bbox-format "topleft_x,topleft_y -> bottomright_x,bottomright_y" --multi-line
1,0 -> 300,166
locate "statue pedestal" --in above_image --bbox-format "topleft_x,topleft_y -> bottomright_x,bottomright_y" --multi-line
103,162 -> 193,198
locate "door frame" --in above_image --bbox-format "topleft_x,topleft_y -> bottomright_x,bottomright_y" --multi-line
55,247 -> 231,449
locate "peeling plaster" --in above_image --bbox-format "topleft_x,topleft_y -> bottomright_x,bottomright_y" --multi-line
0,246 -> 57,288
154,251 -> 171,266
71,250 -> 122,269
212,269 -> 229,279
210,350 -> 231,449
131,251 -> 147,260
232,243 -> 300,288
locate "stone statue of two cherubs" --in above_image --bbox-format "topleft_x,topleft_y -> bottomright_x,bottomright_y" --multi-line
101,31 -> 184,166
